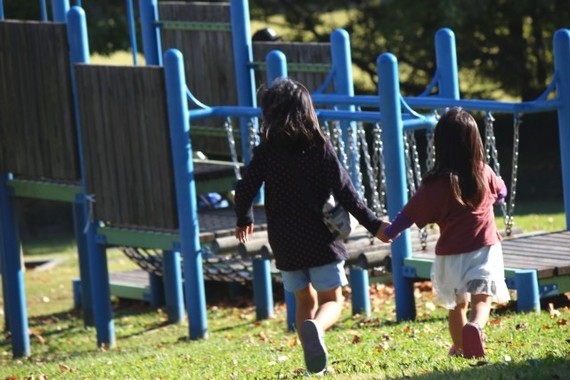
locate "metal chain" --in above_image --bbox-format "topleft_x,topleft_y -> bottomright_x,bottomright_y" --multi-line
247,117 -> 258,157
322,119 -> 332,140
372,123 -> 387,217
348,124 -> 365,200
333,120 -> 349,169
224,117 -> 241,180
426,129 -> 436,171
484,112 -> 509,224
484,112 -> 501,177
359,123 -> 380,214
403,131 -> 415,195
505,115 -> 522,236
406,130 -> 428,249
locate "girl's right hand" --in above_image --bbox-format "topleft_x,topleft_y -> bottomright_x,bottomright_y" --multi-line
235,224 -> 254,243
376,220 -> 393,243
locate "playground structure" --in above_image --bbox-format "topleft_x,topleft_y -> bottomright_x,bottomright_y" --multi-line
0,0 -> 569,360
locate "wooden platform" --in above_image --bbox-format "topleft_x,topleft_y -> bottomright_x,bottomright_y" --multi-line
407,230 -> 570,297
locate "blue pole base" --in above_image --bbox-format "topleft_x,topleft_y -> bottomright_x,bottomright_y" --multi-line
252,257 -> 274,320
162,250 -> 185,323
284,288 -> 296,332
350,266 -> 371,317
515,269 -> 540,313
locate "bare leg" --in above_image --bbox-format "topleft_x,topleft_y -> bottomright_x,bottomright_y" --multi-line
294,284 -> 318,337
462,294 -> 491,358
314,286 -> 344,331
469,294 -> 492,328
297,285 -> 343,373
449,302 -> 468,353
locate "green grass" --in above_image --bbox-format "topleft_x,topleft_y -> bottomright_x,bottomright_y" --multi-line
1,200 -> 569,379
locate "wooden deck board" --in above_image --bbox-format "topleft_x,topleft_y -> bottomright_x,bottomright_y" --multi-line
410,230 -> 570,280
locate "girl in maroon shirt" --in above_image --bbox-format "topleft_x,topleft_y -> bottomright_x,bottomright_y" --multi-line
379,107 -> 510,358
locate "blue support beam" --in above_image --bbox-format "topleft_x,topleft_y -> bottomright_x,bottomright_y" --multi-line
378,53 -> 416,322
162,249 -> 185,323
139,0 -> 162,66
350,266 -> 371,317
164,49 -> 208,339
515,270 -> 540,313
252,257 -> 274,320
554,29 -> 570,229
0,175 -> 29,357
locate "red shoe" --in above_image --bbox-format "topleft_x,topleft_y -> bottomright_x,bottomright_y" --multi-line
462,322 -> 485,359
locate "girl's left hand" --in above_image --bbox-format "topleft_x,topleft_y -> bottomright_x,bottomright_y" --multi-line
235,224 -> 254,243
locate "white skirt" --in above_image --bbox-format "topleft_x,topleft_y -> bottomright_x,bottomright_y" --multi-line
431,243 -> 511,309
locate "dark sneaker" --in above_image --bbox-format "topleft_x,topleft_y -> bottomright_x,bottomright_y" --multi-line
300,319 -> 327,373
462,322 -> 485,358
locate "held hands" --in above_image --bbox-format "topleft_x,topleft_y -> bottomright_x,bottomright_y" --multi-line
235,224 -> 254,243
376,220 -> 392,243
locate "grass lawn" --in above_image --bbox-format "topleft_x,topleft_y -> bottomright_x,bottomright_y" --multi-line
1,200 -> 569,379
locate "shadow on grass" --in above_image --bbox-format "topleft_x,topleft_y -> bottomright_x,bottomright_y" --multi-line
390,354 -> 570,380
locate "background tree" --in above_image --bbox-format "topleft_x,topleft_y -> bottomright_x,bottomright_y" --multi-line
250,0 -> 570,101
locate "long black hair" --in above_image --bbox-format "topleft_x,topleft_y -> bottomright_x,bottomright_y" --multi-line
258,77 -> 326,151
423,107 -> 487,208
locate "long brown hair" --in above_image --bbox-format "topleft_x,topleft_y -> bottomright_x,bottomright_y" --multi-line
423,107 -> 487,208
258,77 -> 326,151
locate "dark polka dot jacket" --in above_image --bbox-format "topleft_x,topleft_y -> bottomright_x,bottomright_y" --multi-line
235,141 -> 382,271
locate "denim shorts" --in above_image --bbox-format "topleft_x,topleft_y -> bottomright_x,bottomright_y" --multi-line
281,260 -> 348,293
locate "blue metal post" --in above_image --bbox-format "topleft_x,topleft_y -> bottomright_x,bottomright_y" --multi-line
149,272 -> 165,308
125,0 -> 139,65
267,49 -> 291,324
0,224 -> 8,332
51,0 -> 69,22
252,257 -> 274,320
39,0 -> 47,21
435,28 -> 460,100
350,266 -> 370,316
331,29 -> 360,187
0,0 -> 4,20
72,196 -> 94,327
332,31 -> 369,315
164,49 -> 208,339
0,174 -> 30,357
554,29 -> 570,229
266,50 -> 287,82
378,53 -> 416,321
68,6 -> 116,348
515,269 -> 540,313
230,0 -> 257,164
284,289 -> 296,332
162,249 -> 185,323
139,0 -> 162,66
89,234 -> 115,347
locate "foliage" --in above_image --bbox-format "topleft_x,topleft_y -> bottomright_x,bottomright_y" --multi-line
250,0 -> 570,100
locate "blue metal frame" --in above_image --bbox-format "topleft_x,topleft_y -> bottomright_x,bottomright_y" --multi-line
0,173 -> 29,357
164,49 -> 208,339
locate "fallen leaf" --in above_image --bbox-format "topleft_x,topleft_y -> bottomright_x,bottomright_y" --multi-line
287,335 -> 299,348
352,334 -> 361,344
58,363 -> 72,373
488,318 -> 502,326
